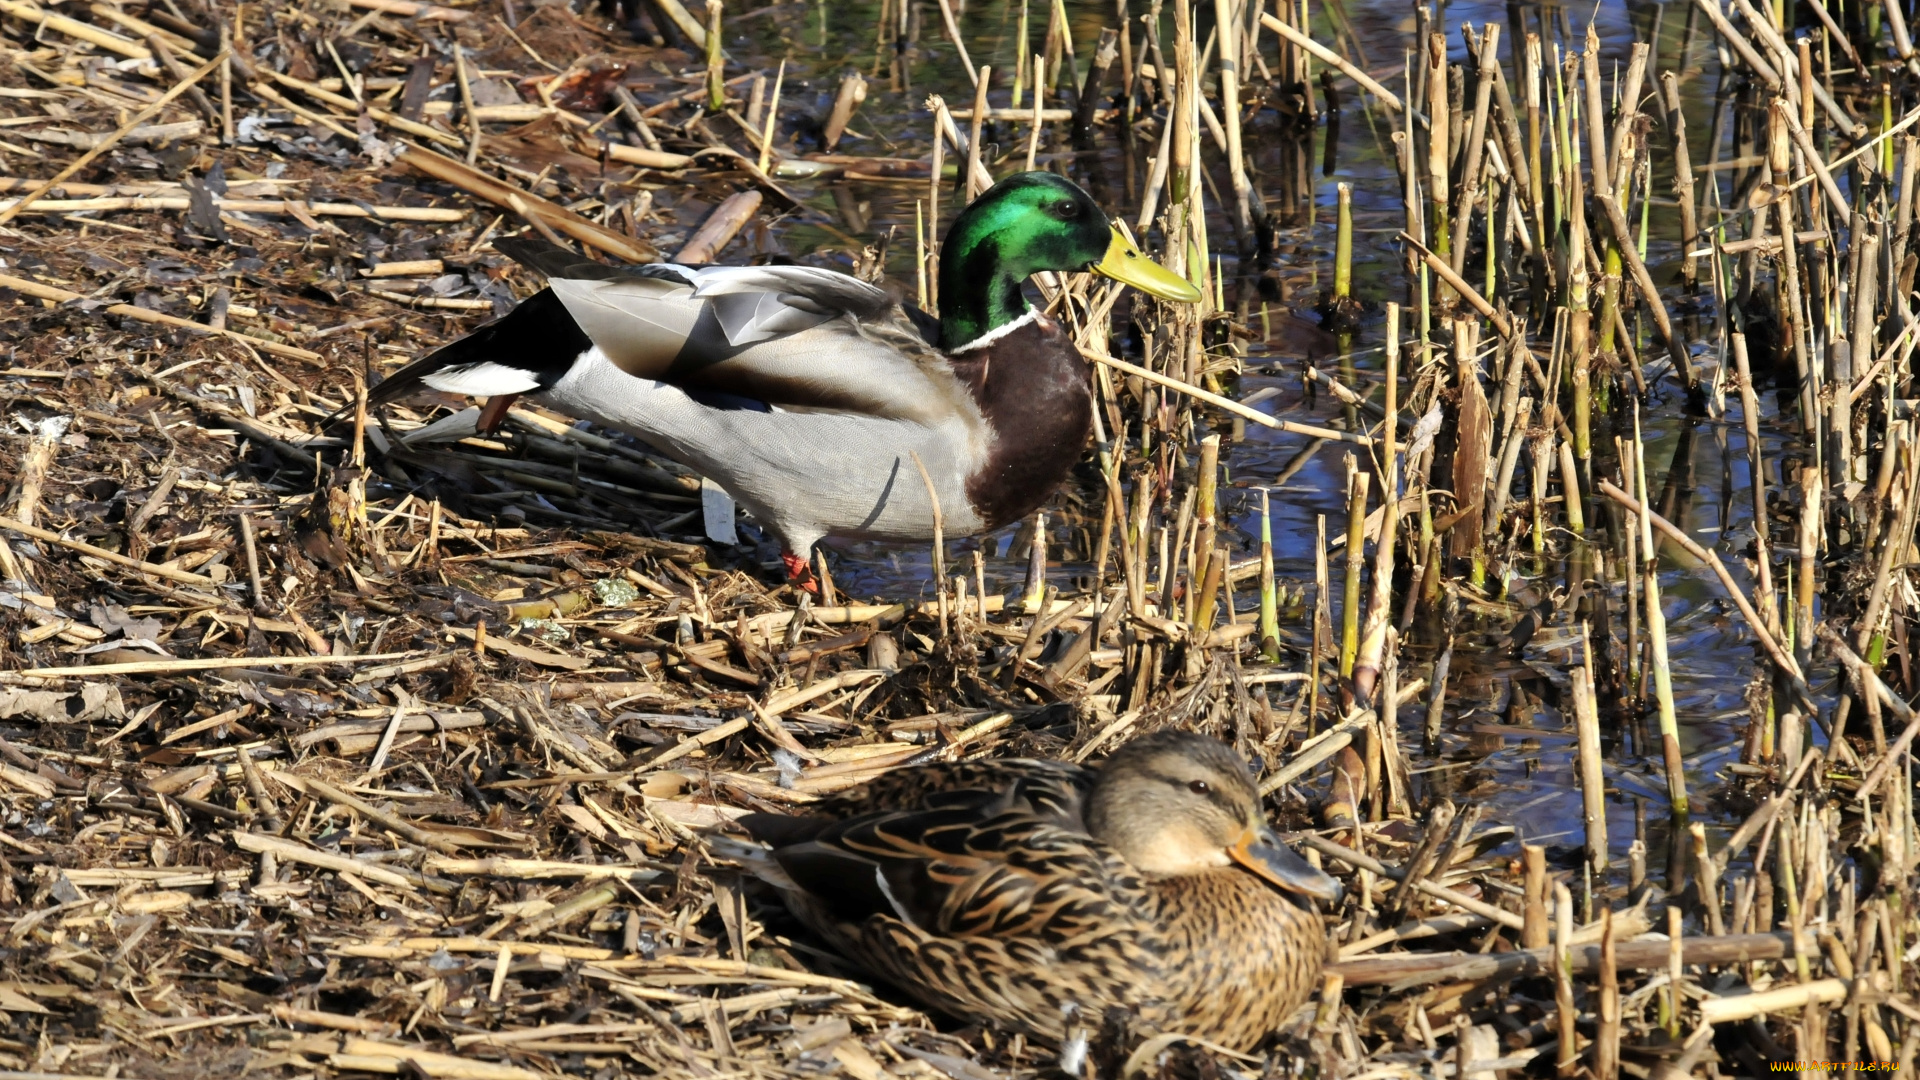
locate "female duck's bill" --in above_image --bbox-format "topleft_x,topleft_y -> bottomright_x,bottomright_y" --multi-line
1228,823 -> 1343,903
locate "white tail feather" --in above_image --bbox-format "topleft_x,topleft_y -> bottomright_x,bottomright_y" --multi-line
422,360 -> 542,397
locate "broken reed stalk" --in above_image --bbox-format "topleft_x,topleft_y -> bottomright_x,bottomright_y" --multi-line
1192,434 -> 1220,630
398,145 -> 657,263
915,197 -> 929,311
1629,410 -> 1689,824
1596,909 -> 1621,1077
1662,71 -> 1699,289
1040,0 -> 1065,96
823,71 -> 868,153
1732,334 -> 1775,639
1763,103 -> 1817,445
1572,625 -> 1607,874
1487,396 -> 1532,536
237,508 -> 265,612
1084,348 -> 1374,444
0,514 -> 217,587
757,59 -> 785,173
964,67 -> 989,198
1026,54 -> 1045,171
217,24 -> 235,143
453,42 -> 481,165
1450,24 -> 1496,280
1351,303 -> 1400,710
1798,467 -> 1821,683
923,100 -> 949,303
1072,27 -> 1118,138
907,451 -> 947,638
1212,0 -> 1252,233
144,34 -> 219,129
1012,0 -> 1028,108
1260,488 -> 1280,662
1339,465 -> 1368,679
1334,181 -> 1353,302
1021,511 -> 1048,612
1161,489 -> 1191,619
1523,34 -> 1547,247
1521,844 -> 1549,949
1398,233 -> 1512,336
0,271 -> 317,362
704,1 -> 725,112
1554,883 -> 1578,1073
1558,442 -> 1584,535
934,0 -> 976,85
1423,33 -> 1451,282
675,190 -> 761,263
1859,461 -> 1920,677
651,0 -> 708,45
1170,0 -> 1195,204
1258,12 -> 1404,113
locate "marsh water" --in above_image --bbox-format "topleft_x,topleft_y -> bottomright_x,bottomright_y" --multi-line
694,0 -> 1783,886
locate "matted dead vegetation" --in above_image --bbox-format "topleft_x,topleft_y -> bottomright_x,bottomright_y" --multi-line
0,0 -> 1914,1077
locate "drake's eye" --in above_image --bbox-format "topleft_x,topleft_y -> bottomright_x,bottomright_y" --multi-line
1188,780 -> 1210,795
1057,201 -> 1078,217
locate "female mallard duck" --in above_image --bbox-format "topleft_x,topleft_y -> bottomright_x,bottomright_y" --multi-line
730,729 -> 1341,1052
367,172 -> 1200,583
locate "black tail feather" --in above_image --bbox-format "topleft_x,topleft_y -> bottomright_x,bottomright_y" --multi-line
492,235 -> 637,281
366,287 -> 590,408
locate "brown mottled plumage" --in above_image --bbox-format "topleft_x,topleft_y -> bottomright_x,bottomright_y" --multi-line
733,730 -> 1341,1051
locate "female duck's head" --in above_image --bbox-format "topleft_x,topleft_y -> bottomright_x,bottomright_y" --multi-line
1083,730 -> 1342,904
937,172 -> 1202,349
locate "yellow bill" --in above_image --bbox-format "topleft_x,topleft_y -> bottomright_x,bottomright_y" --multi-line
1092,224 -> 1203,302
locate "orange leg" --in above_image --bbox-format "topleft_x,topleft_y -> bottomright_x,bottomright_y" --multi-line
781,550 -> 819,594
478,393 -> 520,432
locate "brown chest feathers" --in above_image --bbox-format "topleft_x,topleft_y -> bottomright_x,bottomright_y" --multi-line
947,313 -> 1094,530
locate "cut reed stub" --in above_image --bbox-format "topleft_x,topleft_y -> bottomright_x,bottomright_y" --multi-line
1317,182 -> 1362,332
821,72 -> 868,151
604,144 -> 695,171
674,190 -> 763,264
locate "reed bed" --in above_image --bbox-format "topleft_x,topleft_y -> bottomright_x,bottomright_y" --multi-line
0,0 -> 1914,1076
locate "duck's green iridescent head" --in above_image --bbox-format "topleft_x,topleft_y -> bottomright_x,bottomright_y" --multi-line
937,172 -> 1200,350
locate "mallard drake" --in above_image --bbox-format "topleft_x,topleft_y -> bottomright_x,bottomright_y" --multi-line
729,729 -> 1341,1052
367,172 -> 1200,582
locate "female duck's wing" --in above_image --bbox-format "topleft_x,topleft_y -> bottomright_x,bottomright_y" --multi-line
808,758 -> 1093,821
735,759 -> 1089,852
772,761 -> 1132,941
771,794 -> 1163,1040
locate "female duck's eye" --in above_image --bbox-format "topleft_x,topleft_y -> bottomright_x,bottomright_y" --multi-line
1188,780 -> 1210,795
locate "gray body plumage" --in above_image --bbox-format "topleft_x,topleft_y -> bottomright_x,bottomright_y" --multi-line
423,264 -> 993,554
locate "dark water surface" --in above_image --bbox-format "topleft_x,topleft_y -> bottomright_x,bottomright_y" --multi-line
711,0 -> 1778,882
